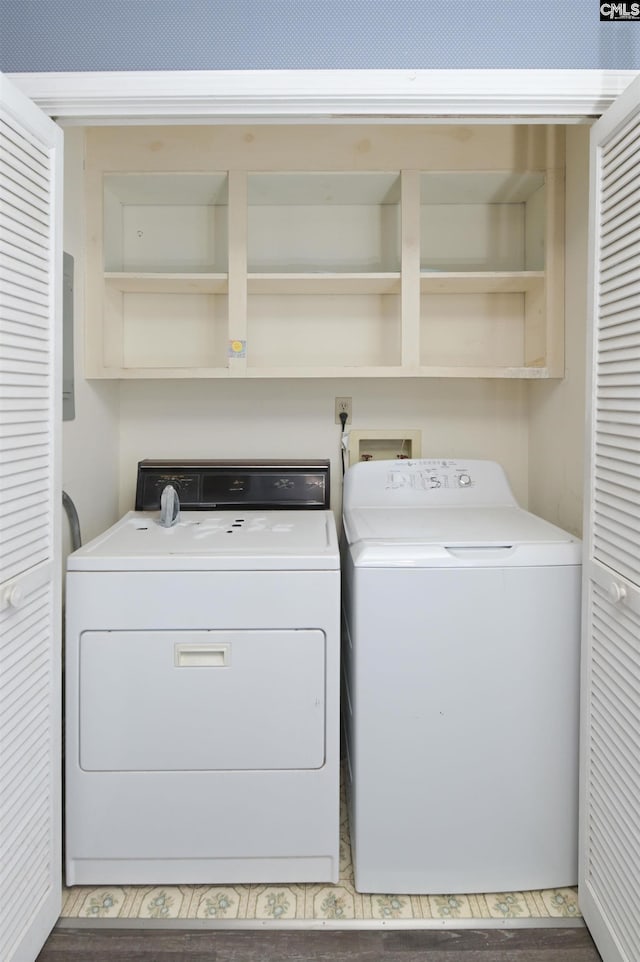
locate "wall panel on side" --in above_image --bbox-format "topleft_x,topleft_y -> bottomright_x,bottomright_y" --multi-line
527,125 -> 589,537
62,127 -> 119,563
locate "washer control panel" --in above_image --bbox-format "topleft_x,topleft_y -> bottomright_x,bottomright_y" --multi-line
343,458 -> 518,509
387,459 -> 475,491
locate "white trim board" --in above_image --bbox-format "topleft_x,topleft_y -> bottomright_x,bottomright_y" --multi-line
7,69 -> 640,123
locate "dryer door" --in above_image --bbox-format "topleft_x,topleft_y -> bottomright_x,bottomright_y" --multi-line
79,629 -> 326,771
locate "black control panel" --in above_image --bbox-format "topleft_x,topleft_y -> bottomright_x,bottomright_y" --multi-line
134,460 -> 330,510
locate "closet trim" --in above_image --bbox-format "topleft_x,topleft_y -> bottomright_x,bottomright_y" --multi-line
6,69 -> 639,124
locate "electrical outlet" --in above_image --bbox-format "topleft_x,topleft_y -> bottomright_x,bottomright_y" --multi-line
335,396 -> 352,424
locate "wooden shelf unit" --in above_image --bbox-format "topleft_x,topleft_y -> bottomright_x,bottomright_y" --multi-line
85,125 -> 565,379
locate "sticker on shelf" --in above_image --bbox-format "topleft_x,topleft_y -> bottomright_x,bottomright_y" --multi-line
228,339 -> 247,358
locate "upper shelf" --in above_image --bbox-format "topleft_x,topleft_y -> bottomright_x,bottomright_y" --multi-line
105,272 -> 228,293
420,271 -> 544,294
247,273 -> 401,294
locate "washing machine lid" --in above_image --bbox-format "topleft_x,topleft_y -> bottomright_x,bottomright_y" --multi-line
67,510 -> 340,571
344,506 -> 582,567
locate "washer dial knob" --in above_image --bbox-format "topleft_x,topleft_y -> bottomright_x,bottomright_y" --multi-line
458,473 -> 472,487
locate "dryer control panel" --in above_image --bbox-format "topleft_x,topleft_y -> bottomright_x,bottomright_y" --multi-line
343,458 -> 518,510
135,460 -> 330,510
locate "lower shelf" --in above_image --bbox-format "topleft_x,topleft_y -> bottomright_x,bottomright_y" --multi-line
88,365 -> 555,379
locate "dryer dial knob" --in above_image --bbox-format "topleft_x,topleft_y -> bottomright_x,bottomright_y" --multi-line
458,474 -> 471,487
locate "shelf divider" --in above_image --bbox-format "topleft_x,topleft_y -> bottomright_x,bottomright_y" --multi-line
401,170 -> 421,368
227,169 -> 248,375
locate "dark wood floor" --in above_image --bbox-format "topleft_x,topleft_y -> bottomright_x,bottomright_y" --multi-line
37,925 -> 603,961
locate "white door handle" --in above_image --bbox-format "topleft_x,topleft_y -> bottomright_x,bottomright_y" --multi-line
3,584 -> 25,609
175,643 -> 230,667
609,582 -> 627,604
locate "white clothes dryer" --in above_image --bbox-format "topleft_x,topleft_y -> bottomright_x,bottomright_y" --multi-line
65,460 -> 340,886
341,458 -> 582,894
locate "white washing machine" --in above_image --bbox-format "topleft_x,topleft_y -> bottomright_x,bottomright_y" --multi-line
65,460 -> 340,886
341,458 -> 582,894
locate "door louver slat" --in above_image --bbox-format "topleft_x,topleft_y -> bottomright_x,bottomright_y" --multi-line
1,225 -> 52,265
602,172 -> 640,218
0,156 -> 49,206
600,272 -> 640,302
0,250 -> 48,286
601,177 -> 640,215
595,377 -> 640,391
602,122 -> 640,174
599,226 -> 640,264
595,490 -> 640,523
596,450 -> 640,472
597,336 -> 640,359
599,293 -> 640,319
0,460 -> 50,486
1,261 -> 49,294
596,409 -> 640,425
596,483 -> 640,519
594,517 -> 640,554
595,462 -> 640,489
595,426 -> 640,449
1,114 -> 48,167
1,279 -> 49,309
601,218 -> 640,254
602,233 -> 640,263
0,184 -> 49,228
600,212 -> 640,252
1,307 -> 50,332
598,303 -> 640,328
592,545 -> 637,584
0,150 -> 48,198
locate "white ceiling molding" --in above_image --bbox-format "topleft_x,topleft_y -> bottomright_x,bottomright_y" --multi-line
7,69 -> 640,124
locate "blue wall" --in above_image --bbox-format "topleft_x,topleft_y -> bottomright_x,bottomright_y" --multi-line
1,0 -> 639,72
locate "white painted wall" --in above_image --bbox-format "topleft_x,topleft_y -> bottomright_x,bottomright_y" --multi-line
61,128 -> 119,561
118,377 -> 529,517
527,125 -> 590,537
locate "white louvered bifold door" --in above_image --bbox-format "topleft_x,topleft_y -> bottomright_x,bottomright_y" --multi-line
0,74 -> 62,962
580,72 -> 640,962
